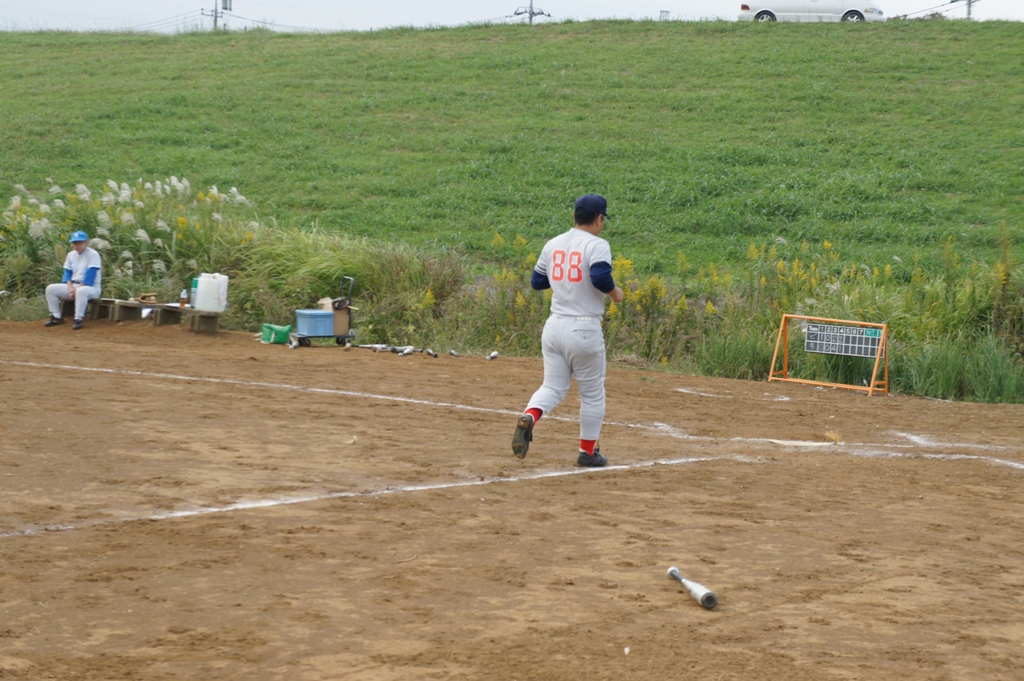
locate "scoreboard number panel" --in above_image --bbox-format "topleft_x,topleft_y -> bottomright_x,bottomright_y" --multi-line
804,323 -> 885,359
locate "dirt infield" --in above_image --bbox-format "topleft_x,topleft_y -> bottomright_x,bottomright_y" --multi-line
2,319 -> 1023,680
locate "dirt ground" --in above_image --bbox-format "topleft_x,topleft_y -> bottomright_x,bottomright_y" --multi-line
1,318 -> 1022,681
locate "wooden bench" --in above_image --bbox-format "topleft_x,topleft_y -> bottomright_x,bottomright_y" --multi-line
111,299 -> 146,322
150,304 -> 221,333
61,297 -> 116,321
68,299 -> 222,333
149,303 -> 221,333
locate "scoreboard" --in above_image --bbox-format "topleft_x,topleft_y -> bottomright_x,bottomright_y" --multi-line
804,323 -> 884,359
771,314 -> 889,395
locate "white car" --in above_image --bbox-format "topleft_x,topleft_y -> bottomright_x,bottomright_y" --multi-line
738,0 -> 885,22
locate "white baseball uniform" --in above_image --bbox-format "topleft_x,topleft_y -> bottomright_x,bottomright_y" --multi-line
45,246 -> 103,320
525,227 -> 615,441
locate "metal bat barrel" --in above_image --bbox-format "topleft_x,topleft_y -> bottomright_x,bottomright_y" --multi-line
667,566 -> 718,609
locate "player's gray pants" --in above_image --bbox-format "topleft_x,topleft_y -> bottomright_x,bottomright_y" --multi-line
45,283 -> 101,320
526,314 -> 607,441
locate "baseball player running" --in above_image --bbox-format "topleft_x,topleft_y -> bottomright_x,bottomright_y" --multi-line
512,194 -> 624,467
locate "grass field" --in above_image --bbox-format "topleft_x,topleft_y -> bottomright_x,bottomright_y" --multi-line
2,20 -> 1023,401
1,20 -> 1022,273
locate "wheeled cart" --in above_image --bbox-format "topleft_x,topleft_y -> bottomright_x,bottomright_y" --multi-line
289,276 -> 357,349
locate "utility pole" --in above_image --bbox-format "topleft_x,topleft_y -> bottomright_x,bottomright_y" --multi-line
202,4 -> 223,30
514,0 -> 551,25
203,1 -> 232,30
966,0 -> 972,19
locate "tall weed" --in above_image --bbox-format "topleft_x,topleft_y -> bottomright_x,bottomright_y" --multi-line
4,182 -> 1023,403
964,335 -> 1024,403
0,178 -> 258,300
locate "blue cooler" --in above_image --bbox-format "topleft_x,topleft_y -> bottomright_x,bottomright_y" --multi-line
295,309 -> 334,336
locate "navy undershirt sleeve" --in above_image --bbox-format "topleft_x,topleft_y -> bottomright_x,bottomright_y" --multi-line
531,269 -> 550,291
590,261 -> 615,294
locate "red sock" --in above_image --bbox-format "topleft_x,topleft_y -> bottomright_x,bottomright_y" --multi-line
526,408 -> 542,424
580,439 -> 597,455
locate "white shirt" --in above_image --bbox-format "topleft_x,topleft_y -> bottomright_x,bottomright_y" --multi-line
64,247 -> 103,289
534,228 -> 613,318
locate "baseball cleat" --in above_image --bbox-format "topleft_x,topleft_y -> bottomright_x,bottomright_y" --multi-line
576,449 -> 607,468
72,319 -> 84,330
511,414 -> 534,459
44,316 -> 65,327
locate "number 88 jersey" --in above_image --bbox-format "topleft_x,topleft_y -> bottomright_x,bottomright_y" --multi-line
534,228 -> 614,318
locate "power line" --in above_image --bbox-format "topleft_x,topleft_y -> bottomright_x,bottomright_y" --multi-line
229,14 -> 326,32
29,2 -> 200,25
241,0 -> 498,11
899,0 -> 975,19
122,11 -> 205,32
512,1 -> 551,24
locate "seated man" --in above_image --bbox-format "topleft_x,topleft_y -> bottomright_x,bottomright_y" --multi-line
44,230 -> 103,330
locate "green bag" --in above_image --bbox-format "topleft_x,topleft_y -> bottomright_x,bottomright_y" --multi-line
261,323 -> 292,344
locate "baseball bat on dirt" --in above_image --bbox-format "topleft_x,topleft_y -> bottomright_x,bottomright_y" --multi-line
667,566 -> 717,609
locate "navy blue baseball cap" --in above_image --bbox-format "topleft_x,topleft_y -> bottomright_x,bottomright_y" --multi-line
69,230 -> 89,243
574,194 -> 608,216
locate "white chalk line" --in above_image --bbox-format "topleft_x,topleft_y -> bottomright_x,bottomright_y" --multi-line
4,445 -> 1020,540
2,359 -> 521,417
675,387 -> 791,402
2,359 -> 602,429
887,431 -> 1010,451
2,360 -> 1022,538
3,360 -> 1019,459
10,359 -> 1010,453
0,455 -> 729,539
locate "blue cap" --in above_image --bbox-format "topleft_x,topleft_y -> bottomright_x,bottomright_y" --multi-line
69,230 -> 89,243
574,194 -> 608,216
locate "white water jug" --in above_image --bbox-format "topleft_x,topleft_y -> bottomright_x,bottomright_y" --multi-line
195,272 -> 229,313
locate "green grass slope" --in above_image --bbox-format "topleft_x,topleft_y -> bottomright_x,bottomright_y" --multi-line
1,20 -> 1022,273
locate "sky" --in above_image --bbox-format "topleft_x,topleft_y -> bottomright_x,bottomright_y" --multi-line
0,0 -> 1019,33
